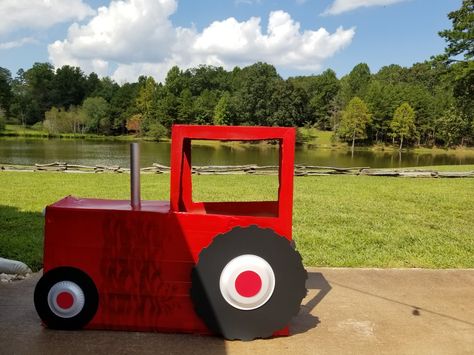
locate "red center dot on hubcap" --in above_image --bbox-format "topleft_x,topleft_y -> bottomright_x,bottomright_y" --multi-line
235,271 -> 262,297
56,292 -> 74,309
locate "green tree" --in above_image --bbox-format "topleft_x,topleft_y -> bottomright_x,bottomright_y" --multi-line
438,0 -> 473,62
177,88 -> 194,123
43,106 -> 86,134
231,62 -> 281,126
436,107 -> 471,146
365,81 -> 399,143
338,97 -> 372,152
390,102 -> 416,150
194,89 -> 217,125
165,66 -> 189,96
82,97 -> 110,134
157,91 -> 178,128
340,63 -> 371,106
136,76 -> 158,131
214,92 -> 232,125
328,95 -> 344,133
306,70 -> 340,129
288,70 -> 340,128
437,0 -> 474,131
269,81 -> 310,127
93,77 -> 120,102
84,72 -> 102,97
109,82 -> 139,134
51,65 -> 87,108
0,67 -> 13,118
0,108 -> 5,131
23,63 -> 55,123
375,64 -> 409,85
450,61 -> 474,126
10,69 -> 40,126
406,61 -> 448,93
399,84 -> 436,145
187,65 -> 231,95
43,106 -> 61,133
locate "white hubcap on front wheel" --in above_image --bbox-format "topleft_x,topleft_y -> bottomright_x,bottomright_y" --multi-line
47,281 -> 85,318
219,254 -> 275,310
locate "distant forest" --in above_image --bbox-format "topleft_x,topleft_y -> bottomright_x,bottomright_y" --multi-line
0,0 -> 472,148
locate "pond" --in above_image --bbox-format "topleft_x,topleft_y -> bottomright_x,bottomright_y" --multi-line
0,138 -> 473,169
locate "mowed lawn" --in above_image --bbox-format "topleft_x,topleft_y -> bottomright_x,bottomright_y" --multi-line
0,170 -> 473,271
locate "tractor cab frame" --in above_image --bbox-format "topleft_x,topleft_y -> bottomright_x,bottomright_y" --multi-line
171,125 -> 295,228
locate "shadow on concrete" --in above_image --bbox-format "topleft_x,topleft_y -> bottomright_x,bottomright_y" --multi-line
330,280 -> 474,327
291,271 -> 332,335
0,274 -> 227,355
0,270 -> 330,353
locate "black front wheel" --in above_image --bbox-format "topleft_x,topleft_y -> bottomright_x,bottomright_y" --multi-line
34,267 -> 99,330
191,226 -> 307,340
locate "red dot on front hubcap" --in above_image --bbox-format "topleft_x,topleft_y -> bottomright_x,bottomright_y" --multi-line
235,271 -> 262,297
56,292 -> 74,309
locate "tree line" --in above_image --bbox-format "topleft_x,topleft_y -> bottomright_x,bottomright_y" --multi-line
0,0 -> 472,148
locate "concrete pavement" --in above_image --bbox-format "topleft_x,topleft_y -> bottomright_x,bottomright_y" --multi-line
1,268 -> 473,355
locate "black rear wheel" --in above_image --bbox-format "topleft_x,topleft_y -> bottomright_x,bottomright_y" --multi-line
34,267 -> 99,330
191,226 -> 307,340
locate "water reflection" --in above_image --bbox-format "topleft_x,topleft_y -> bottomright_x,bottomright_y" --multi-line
0,138 -> 473,168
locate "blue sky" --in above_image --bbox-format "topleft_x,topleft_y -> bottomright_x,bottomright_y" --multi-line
0,0 -> 461,82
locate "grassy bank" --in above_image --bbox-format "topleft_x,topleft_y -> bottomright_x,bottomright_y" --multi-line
1,170 -> 472,271
0,124 -> 139,141
297,127 -> 474,155
297,127 -> 341,148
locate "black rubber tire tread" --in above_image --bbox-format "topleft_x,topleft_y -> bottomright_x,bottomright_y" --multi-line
34,267 -> 99,330
190,225 -> 307,340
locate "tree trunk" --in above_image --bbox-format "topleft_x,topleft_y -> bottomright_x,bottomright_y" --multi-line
399,136 -> 403,151
351,129 -> 356,153
21,111 -> 26,128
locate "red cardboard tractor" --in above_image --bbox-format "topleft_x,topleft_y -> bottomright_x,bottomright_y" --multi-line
34,125 -> 307,340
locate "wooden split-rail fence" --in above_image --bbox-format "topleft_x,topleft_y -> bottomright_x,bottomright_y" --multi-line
0,162 -> 473,178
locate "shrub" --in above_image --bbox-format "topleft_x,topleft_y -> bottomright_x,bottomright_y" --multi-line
31,122 -> 44,131
146,122 -> 168,141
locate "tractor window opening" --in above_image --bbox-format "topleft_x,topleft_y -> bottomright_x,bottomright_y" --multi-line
190,139 -> 280,205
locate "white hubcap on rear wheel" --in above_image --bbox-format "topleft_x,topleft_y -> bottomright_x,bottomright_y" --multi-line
47,281 -> 85,318
219,254 -> 275,310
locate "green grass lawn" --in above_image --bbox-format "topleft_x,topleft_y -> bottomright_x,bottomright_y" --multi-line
0,171 -> 473,271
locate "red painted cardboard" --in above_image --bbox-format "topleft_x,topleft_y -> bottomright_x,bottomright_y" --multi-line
39,125 -> 297,337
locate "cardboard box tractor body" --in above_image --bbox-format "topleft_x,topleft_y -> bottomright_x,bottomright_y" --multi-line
34,125 -> 307,340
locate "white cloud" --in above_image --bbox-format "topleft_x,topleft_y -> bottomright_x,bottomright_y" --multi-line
0,37 -> 38,50
48,0 -> 179,77
193,11 -> 354,71
0,0 -> 95,36
49,0 -> 355,82
323,0 -> 408,15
